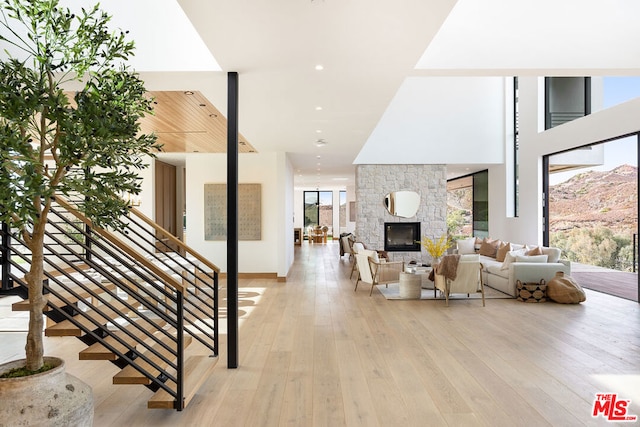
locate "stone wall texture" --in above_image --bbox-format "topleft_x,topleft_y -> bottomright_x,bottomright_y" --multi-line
355,164 -> 447,264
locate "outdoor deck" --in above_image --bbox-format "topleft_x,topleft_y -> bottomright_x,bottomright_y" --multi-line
571,263 -> 639,302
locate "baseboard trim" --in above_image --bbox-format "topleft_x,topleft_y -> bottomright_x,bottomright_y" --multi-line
218,272 -> 279,280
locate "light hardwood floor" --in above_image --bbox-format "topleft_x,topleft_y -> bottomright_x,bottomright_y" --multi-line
2,241 -> 640,426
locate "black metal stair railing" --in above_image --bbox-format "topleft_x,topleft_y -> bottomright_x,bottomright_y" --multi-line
0,195 -> 219,411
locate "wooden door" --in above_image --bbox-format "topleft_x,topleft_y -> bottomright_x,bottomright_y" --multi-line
155,160 -> 178,252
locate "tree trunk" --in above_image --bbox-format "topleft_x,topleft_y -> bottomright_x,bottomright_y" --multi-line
24,219 -> 47,371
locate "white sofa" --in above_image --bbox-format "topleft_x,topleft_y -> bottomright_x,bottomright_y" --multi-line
456,238 -> 571,297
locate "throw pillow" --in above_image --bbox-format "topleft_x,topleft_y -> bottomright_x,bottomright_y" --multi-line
501,248 -> 527,270
543,247 -> 561,263
515,254 -> 549,263
495,242 -> 511,262
479,238 -> 501,258
525,246 -> 543,256
474,237 -> 482,251
457,237 -> 476,254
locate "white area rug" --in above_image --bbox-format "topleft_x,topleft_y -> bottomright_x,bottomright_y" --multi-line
376,283 -> 512,300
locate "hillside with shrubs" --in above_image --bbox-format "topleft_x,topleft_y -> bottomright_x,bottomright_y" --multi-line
549,164 -> 637,271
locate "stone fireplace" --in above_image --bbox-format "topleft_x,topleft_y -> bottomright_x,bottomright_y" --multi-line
355,164 -> 447,262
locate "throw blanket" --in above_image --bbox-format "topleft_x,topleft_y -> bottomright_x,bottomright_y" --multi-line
428,254 -> 461,281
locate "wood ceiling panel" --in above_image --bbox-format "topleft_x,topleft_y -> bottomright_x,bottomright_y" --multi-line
139,91 -> 255,154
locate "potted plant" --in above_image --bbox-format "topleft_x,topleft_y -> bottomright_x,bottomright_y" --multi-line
0,0 -> 159,422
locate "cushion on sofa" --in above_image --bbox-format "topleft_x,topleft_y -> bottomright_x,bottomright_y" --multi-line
500,248 -> 527,270
515,254 -> 548,263
457,237 -> 476,255
525,246 -> 543,256
511,243 -> 525,251
460,253 -> 480,262
485,263 -> 508,278
542,247 -> 561,263
495,242 -> 511,262
479,238 -> 501,258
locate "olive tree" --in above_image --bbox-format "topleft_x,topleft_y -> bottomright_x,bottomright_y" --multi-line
0,0 -> 159,371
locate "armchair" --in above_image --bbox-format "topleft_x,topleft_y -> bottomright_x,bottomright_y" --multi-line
349,241 -> 364,279
354,250 -> 405,296
434,254 -> 485,306
339,233 -> 355,260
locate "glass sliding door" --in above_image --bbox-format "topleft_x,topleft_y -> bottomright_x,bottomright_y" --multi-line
304,190 -> 334,238
546,136 -> 638,272
304,191 -> 319,234
447,176 -> 473,239
544,135 -> 638,301
446,170 -> 488,239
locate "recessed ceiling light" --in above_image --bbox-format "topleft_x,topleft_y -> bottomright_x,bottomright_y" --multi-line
316,129 -> 322,133
315,64 -> 324,71
315,139 -> 327,147
315,106 -> 322,111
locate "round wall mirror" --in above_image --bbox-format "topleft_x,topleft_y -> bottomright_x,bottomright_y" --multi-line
383,191 -> 420,218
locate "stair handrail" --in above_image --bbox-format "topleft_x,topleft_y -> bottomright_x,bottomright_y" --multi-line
53,195 -> 185,294
128,206 -> 220,274
3,194 -> 218,410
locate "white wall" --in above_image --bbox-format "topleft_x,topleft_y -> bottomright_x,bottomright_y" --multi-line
356,77 -> 506,165
278,153 -> 295,279
184,152 -> 292,276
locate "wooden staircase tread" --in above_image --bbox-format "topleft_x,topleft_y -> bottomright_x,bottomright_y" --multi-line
45,299 -> 132,337
79,319 -> 168,360
148,355 -> 219,409
113,334 -> 193,385
12,281 -> 117,312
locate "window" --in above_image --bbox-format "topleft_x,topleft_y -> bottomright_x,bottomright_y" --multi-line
545,77 -> 591,129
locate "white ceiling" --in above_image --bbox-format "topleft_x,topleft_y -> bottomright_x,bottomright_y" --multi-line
45,1 -> 640,186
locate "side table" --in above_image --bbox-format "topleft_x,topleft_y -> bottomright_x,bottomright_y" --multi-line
399,272 -> 422,299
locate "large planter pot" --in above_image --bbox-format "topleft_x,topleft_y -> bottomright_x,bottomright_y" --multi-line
0,356 -> 93,427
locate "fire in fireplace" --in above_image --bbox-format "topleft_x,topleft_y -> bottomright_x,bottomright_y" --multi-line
384,222 -> 421,252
